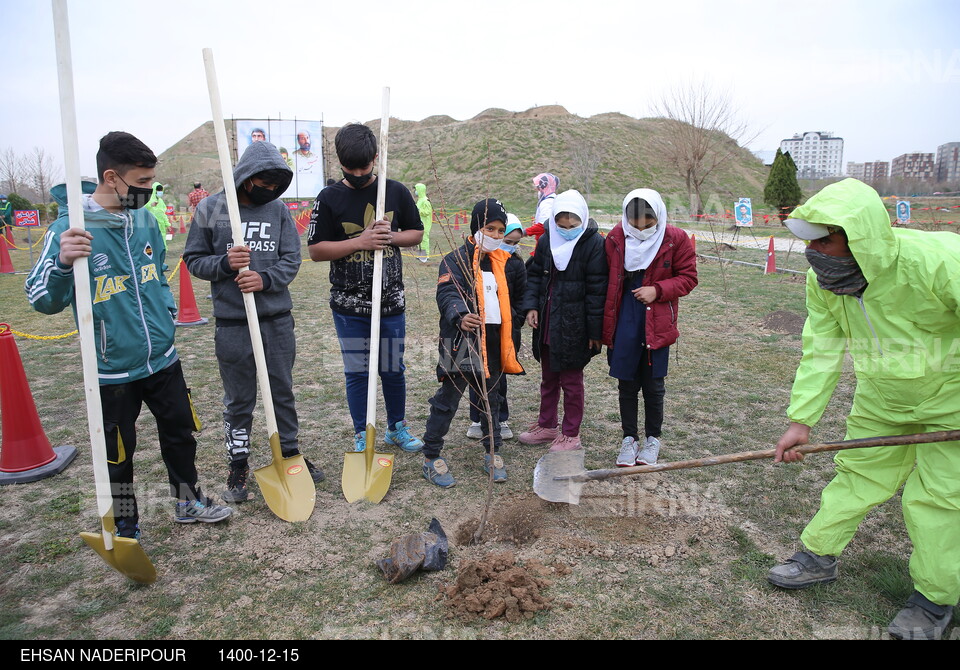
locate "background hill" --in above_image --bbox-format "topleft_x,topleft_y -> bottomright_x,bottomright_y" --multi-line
157,106 -> 769,220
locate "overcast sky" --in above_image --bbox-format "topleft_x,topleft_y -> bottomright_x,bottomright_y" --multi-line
3,0 -> 958,179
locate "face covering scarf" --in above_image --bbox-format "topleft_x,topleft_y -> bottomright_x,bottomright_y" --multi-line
474,230 -> 502,253
805,248 -> 868,296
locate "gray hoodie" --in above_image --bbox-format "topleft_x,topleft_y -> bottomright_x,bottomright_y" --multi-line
183,141 -> 301,320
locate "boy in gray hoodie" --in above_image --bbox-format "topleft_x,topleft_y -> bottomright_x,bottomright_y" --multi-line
184,141 -> 324,503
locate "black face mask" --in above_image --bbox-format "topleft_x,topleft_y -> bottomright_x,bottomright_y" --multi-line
342,169 -> 373,189
245,182 -> 279,206
114,175 -> 152,210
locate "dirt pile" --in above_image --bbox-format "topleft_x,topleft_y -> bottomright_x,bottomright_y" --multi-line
442,551 -> 570,623
455,495 -> 546,546
761,310 -> 805,334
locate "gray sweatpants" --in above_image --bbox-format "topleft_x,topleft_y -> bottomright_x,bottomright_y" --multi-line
215,313 -> 299,464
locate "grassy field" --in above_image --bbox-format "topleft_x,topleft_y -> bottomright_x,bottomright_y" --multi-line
0,220 -> 956,640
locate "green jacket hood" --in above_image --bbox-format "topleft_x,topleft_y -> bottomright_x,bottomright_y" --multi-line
791,178 -> 894,283
51,181 -> 98,207
233,141 -> 293,194
415,183 -> 428,200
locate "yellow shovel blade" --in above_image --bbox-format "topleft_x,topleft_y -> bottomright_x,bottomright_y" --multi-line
79,531 -> 157,584
342,425 -> 394,503
253,433 -> 316,522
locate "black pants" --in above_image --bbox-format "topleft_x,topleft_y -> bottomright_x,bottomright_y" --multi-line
618,371 -> 665,441
100,360 -> 202,524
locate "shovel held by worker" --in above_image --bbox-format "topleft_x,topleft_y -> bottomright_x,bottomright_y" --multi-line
52,0 -> 156,583
203,48 -> 315,522
534,430 -> 960,504
342,88 -> 395,504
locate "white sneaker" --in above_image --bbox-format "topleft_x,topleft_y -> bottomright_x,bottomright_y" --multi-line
636,436 -> 661,465
466,422 -> 483,439
616,437 -> 639,467
500,421 -> 513,440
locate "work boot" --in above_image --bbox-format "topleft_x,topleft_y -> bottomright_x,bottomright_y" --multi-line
222,461 -> 249,503
888,591 -> 955,640
767,550 -> 838,589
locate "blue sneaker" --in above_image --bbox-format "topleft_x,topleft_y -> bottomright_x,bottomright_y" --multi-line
114,517 -> 141,540
354,431 -> 366,452
423,457 -> 456,488
175,497 -> 233,524
384,421 -> 424,453
483,453 -> 507,483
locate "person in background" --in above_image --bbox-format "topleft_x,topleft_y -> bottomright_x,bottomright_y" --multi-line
414,182 -> 433,263
188,182 -> 210,214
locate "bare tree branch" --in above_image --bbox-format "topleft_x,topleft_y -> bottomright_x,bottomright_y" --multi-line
0,147 -> 28,196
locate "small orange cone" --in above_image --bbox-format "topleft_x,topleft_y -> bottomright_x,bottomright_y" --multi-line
690,233 -> 697,254
0,324 -> 77,484
174,262 -> 208,327
765,236 -> 776,274
179,215 -> 187,235
3,227 -> 13,247
0,237 -> 14,273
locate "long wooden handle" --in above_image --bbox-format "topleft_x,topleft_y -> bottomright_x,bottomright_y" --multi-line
202,49 -> 281,458
364,87 -> 390,431
579,430 -> 960,483
52,0 -> 115,547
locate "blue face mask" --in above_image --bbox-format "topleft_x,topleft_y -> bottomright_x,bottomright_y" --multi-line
499,242 -> 518,254
556,225 -> 583,241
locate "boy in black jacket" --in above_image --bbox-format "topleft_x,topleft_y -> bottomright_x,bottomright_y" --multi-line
421,199 -> 526,487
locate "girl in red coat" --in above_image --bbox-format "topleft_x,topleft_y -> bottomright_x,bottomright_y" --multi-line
603,189 -> 698,466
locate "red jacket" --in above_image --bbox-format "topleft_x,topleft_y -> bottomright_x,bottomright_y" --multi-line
602,223 -> 698,350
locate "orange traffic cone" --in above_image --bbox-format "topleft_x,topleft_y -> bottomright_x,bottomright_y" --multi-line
178,216 -> 186,235
690,233 -> 697,254
764,236 -> 776,274
0,237 -> 14,273
0,324 -> 77,484
3,226 -> 13,247
174,263 -> 208,326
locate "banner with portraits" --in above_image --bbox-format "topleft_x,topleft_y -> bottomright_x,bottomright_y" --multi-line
235,119 -> 325,199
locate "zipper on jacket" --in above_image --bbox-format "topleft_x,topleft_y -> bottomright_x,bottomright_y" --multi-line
856,296 -> 883,356
99,319 -> 108,362
123,213 -> 154,374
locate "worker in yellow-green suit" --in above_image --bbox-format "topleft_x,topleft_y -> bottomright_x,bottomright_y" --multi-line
415,183 -> 432,263
146,182 -> 171,247
768,178 -> 960,640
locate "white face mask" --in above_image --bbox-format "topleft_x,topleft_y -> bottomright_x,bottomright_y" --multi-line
474,230 -> 502,252
634,224 -> 658,240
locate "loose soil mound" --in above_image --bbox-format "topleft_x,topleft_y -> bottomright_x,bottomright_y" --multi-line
455,495 -> 546,546
762,310 -> 805,334
442,550 -> 570,622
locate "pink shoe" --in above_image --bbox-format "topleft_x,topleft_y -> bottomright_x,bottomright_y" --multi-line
548,434 -> 582,452
518,424 -> 559,445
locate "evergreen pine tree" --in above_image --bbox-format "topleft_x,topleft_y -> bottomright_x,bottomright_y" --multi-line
764,149 -> 803,222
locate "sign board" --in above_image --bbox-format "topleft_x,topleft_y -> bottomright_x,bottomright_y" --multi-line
896,200 -> 911,224
14,210 -> 40,226
734,198 -> 753,227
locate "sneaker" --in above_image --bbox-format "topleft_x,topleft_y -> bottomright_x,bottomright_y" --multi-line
114,517 -> 141,540
500,421 -> 513,440
549,434 -> 582,452
888,591 -> 954,640
518,424 -> 558,445
304,458 -> 325,483
767,550 -> 838,589
466,422 -> 483,439
174,497 -> 233,524
423,457 -> 456,488
636,436 -> 661,465
616,437 -> 640,467
482,453 -> 507,482
384,420 -> 424,453
354,431 -> 366,452
222,461 -> 250,503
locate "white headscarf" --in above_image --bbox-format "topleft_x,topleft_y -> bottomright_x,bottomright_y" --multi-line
622,188 -> 667,271
548,189 -> 590,271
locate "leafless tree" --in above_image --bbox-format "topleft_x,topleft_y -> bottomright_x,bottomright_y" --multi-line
0,147 -> 28,196
651,82 -> 754,217
569,139 -> 604,202
28,147 -> 61,204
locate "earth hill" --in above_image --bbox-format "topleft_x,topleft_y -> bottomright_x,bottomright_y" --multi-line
156,105 -> 768,219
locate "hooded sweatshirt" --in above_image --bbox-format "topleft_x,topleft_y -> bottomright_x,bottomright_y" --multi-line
183,141 -> 300,321
787,178 -> 960,427
146,182 -> 170,246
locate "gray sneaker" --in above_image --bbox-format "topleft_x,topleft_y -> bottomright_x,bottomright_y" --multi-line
888,591 -> 955,640
616,437 -> 639,467
175,497 -> 233,524
767,550 -> 838,589
636,436 -> 661,465
500,421 -> 513,440
466,422 -> 483,439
